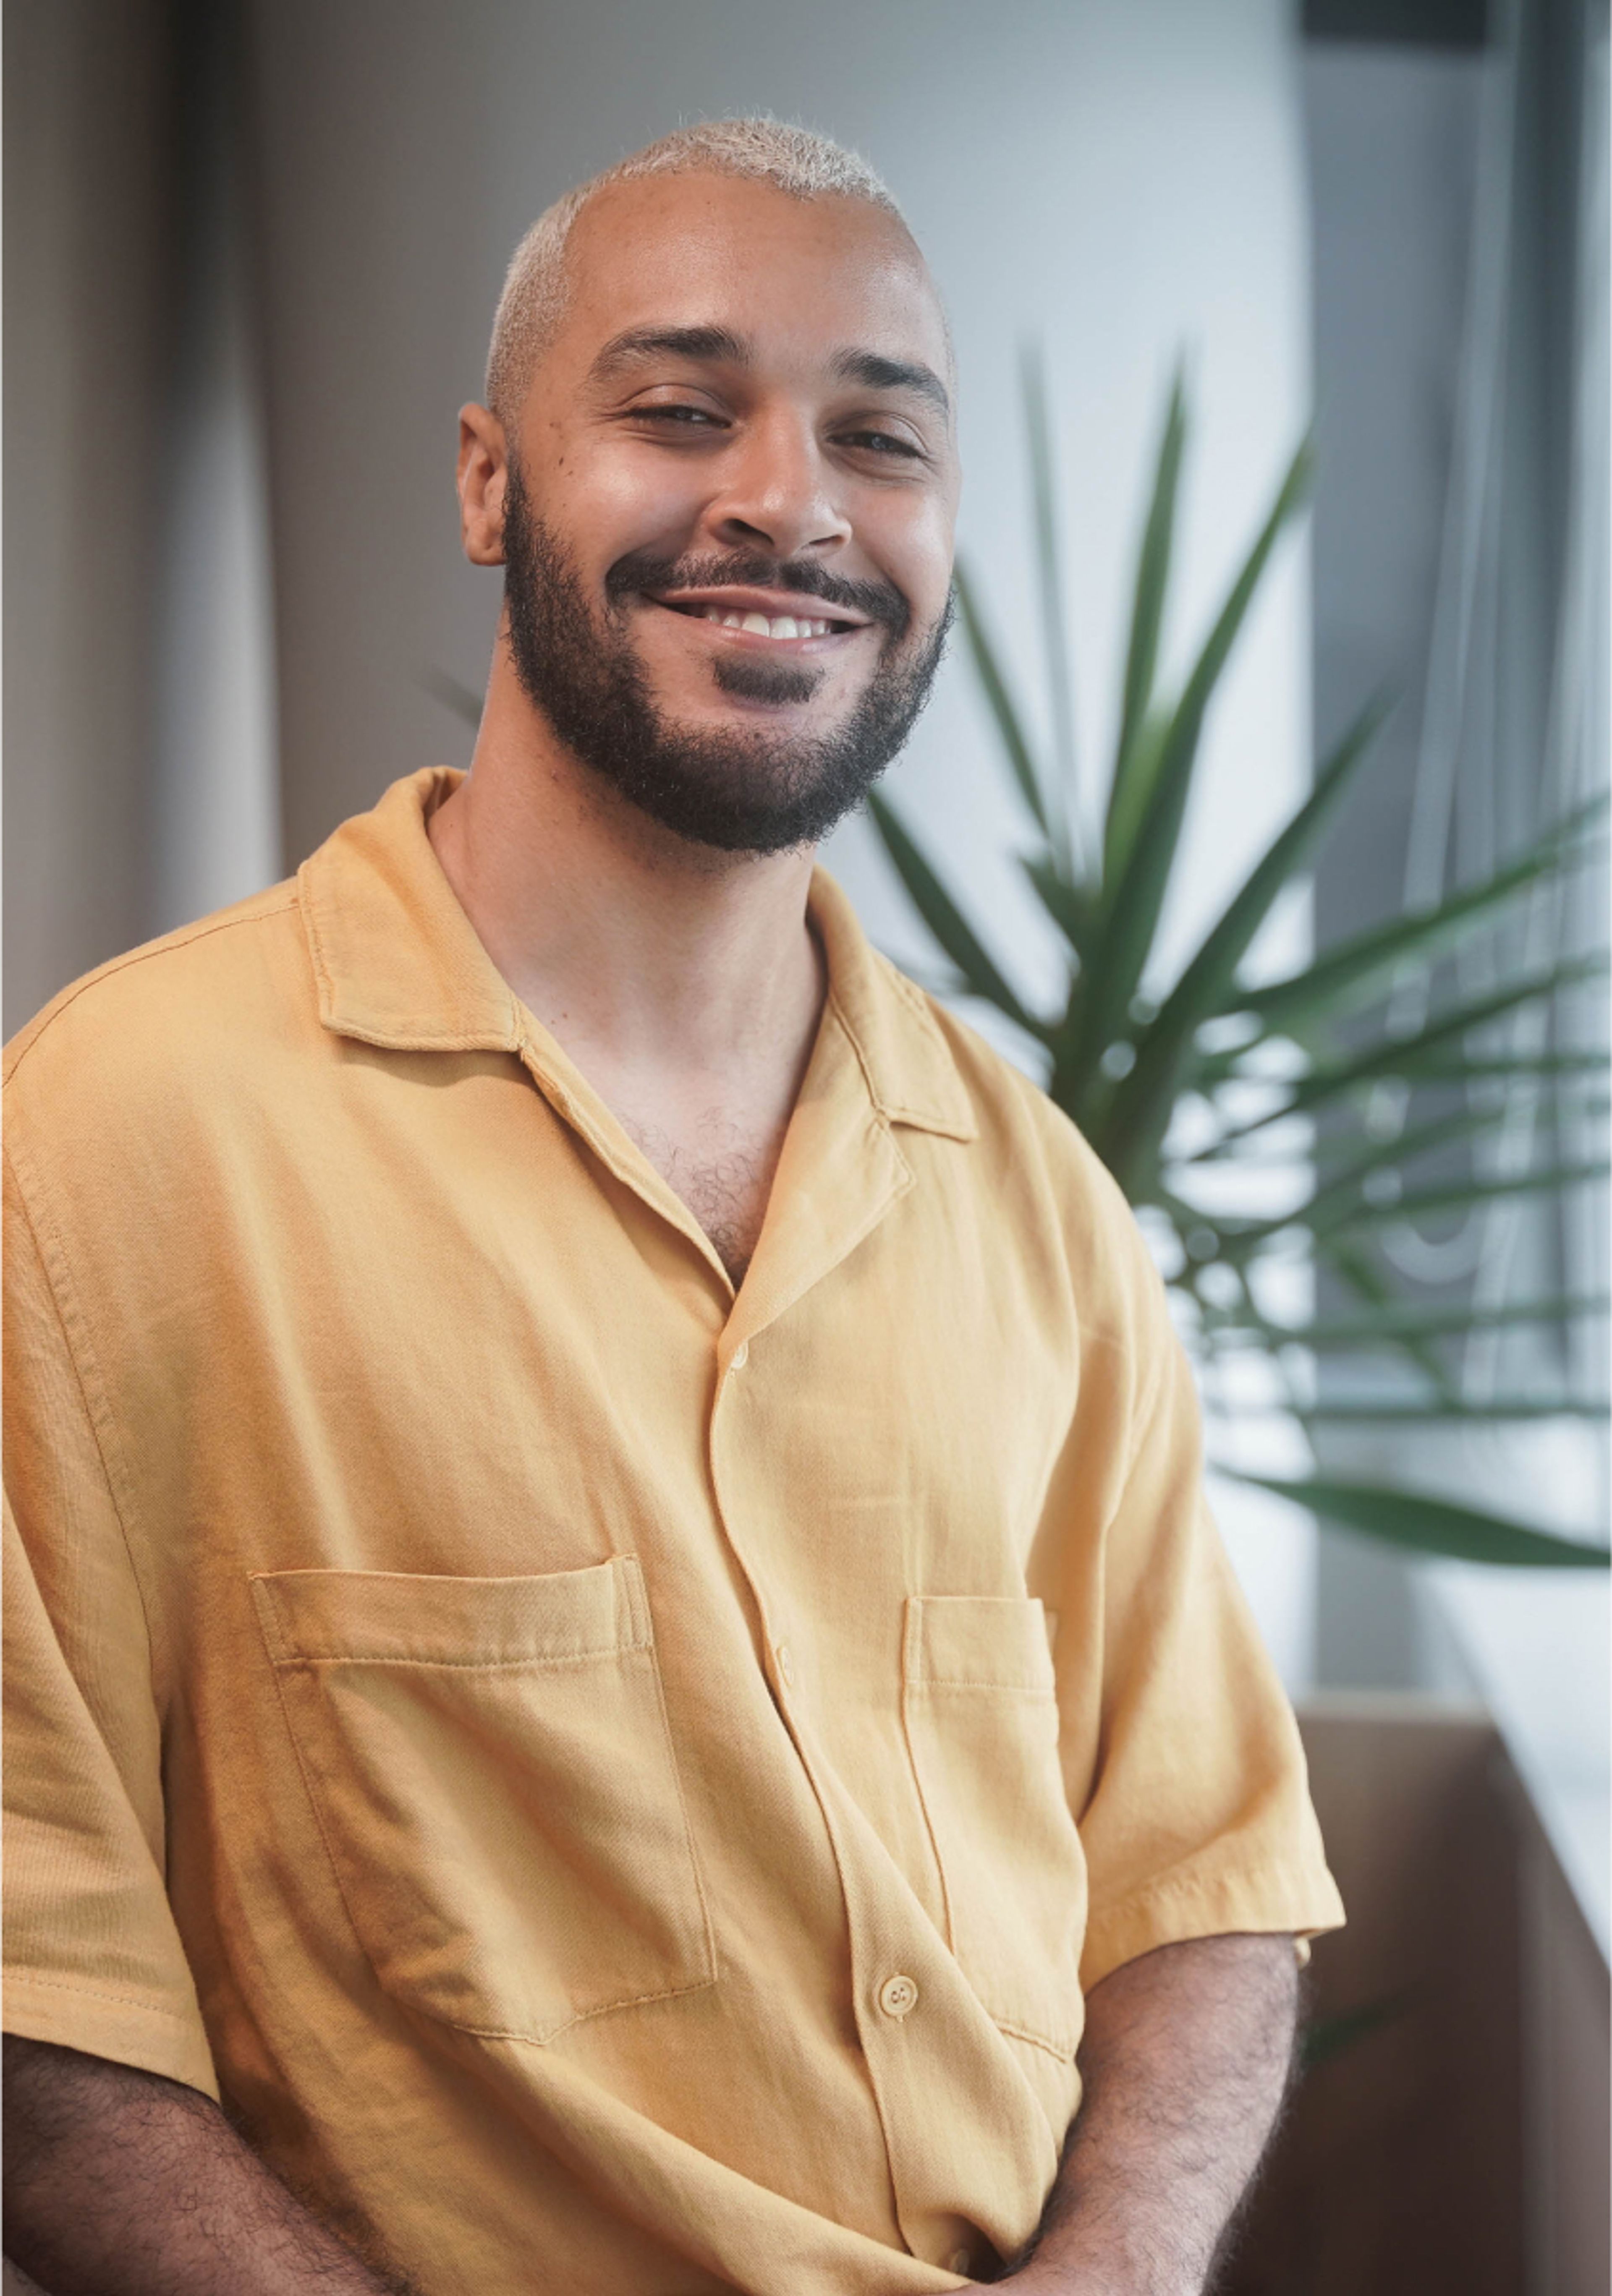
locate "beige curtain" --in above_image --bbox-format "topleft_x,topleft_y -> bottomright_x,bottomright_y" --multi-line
3,0 -> 279,1041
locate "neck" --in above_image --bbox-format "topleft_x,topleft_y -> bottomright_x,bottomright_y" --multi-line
428,646 -> 824,1082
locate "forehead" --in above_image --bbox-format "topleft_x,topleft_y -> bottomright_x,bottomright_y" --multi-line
550,172 -> 950,388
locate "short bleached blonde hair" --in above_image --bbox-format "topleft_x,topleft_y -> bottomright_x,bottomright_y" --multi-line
484,118 -> 910,427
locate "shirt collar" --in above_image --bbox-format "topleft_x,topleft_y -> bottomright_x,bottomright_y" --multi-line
298,766 -> 976,1143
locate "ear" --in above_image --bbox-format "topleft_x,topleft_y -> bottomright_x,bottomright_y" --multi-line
458,404 -> 509,566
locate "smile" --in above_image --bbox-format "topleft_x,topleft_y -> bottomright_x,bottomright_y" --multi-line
694,606 -> 838,640
645,587 -> 872,648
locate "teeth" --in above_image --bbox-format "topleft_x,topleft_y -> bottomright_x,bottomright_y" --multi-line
696,605 -> 835,639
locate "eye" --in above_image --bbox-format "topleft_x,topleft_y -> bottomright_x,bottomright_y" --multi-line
634,403 -> 725,431
837,428 -> 924,460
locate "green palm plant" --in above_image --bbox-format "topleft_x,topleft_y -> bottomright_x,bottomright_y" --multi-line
869,358 -> 1609,1569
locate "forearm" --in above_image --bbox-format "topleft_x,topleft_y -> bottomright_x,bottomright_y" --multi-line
2,2037 -> 409,2296
1011,1933 -> 1298,2296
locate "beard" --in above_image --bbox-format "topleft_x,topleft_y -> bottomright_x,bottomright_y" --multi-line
499,457 -> 952,856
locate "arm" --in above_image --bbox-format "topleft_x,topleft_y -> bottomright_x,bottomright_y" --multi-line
1005,1933 -> 1298,2296
2,2037 -> 412,2296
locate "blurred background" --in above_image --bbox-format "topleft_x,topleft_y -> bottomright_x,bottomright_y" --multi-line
4,0 -> 1608,2288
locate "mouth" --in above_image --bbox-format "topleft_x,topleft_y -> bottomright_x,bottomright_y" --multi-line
643,586 -> 873,648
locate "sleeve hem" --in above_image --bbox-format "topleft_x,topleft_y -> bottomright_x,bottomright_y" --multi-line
3,1967 -> 219,2101
1080,1860 -> 1346,1993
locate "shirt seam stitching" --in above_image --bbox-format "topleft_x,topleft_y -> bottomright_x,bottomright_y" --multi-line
298,856 -> 522,1052
1085,1859 -> 1314,1935
424,1967 -> 721,2049
253,1613 -> 393,1985
872,956 -> 978,1128
912,1678 -> 1057,1695
3,1969 -> 200,2022
264,1645 -> 652,1670
252,1584 -> 722,2045
991,2013 -> 1078,2060
297,857 -> 339,1029
826,977 -> 970,1136
1099,1329 -> 1177,1552
4,899 -> 298,1085
639,1590 -> 722,2003
898,1606 -> 959,1957
2,1139 -> 168,1705
824,983 -> 884,1113
901,1612 -> 1078,2062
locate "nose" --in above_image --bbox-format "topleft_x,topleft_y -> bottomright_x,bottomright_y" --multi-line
704,409 -> 851,562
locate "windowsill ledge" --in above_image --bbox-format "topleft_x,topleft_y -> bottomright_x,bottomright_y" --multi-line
1424,1562 -> 1610,1960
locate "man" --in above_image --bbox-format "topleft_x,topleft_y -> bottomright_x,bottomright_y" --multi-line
3,119 -> 1342,2296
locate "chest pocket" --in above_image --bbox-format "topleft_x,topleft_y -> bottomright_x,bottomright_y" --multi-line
903,1594 -> 1087,2059
251,1555 -> 716,2046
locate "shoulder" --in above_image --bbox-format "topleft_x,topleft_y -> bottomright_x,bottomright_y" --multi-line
880,966 -> 1171,1337
906,979 -> 1141,1228
4,880 -> 311,1147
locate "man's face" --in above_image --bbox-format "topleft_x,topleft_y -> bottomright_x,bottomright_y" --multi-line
490,172 -> 960,854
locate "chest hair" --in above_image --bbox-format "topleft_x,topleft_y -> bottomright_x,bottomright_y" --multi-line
618,1111 -> 775,1287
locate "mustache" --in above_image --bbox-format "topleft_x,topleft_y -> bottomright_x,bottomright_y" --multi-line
604,548 -> 911,637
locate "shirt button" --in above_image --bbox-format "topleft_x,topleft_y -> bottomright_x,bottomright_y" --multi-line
877,1972 -> 919,2018
775,1643 -> 795,1688
947,2249 -> 973,2277
729,1341 -> 749,1371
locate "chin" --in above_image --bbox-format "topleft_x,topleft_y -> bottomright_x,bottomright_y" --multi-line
680,701 -> 850,748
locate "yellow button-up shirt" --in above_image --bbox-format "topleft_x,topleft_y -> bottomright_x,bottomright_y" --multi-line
3,768 -> 1342,2295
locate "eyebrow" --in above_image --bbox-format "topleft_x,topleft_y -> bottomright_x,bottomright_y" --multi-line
586,325 -> 951,421
829,347 -> 951,419
587,324 -> 750,382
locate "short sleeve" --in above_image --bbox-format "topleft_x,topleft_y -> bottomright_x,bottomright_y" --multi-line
3,1149 -> 217,2097
1070,1281 -> 1345,1994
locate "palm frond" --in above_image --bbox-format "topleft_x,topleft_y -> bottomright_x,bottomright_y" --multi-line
1105,697 -> 1387,1163
1206,1293 -> 1608,1350
1227,794 -> 1608,1033
953,565 -> 1049,841
1216,954 -> 1607,1145
1223,1472 -> 1611,1568
1078,436 -> 1316,1091
1021,343 -> 1079,869
869,366 -> 1609,1570
1106,368 -> 1188,878
864,791 -> 1046,1041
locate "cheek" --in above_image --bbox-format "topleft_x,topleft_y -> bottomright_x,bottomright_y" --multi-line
866,492 -> 955,628
545,449 -> 709,569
